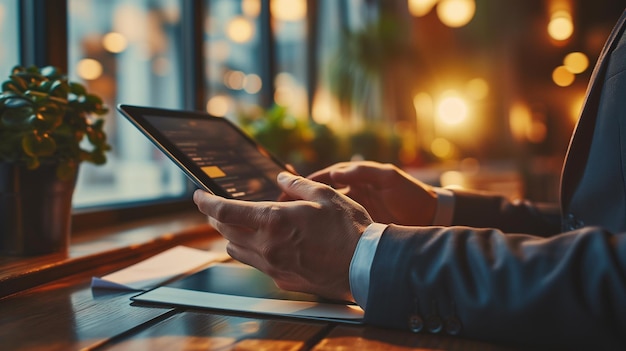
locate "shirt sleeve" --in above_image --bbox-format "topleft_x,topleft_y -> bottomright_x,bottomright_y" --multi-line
349,187 -> 455,308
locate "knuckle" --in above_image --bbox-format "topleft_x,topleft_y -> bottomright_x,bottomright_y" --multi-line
259,205 -> 284,227
260,244 -> 279,264
212,201 -> 227,220
312,183 -> 336,199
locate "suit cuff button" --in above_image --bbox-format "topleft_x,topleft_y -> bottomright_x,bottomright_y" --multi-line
408,314 -> 424,333
445,316 -> 462,335
426,314 -> 443,333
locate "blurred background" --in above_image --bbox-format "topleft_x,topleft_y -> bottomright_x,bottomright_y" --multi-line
1,0 -> 623,211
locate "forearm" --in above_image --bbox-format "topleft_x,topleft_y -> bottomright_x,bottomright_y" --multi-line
450,189 -> 562,236
365,224 -> 626,349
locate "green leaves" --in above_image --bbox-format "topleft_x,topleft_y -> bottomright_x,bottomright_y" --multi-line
0,65 -> 110,178
22,132 -> 56,157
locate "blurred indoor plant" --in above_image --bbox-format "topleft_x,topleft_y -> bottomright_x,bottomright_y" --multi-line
0,65 -> 109,255
237,104 -> 340,175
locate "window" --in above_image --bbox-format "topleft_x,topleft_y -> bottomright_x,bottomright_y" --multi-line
67,0 -> 188,208
203,0 -> 309,118
204,0 -> 267,115
0,0 -> 19,75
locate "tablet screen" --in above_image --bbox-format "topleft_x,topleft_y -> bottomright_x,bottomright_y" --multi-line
118,104 -> 289,201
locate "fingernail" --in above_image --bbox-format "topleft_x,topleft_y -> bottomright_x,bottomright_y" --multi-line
193,189 -> 202,203
277,171 -> 292,182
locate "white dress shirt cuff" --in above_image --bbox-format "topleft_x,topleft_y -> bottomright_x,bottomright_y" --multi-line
349,222 -> 386,308
432,187 -> 455,226
348,187 -> 456,308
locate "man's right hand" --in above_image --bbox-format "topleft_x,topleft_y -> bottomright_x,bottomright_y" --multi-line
308,161 -> 438,226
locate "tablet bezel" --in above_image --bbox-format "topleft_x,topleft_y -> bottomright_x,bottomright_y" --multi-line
116,104 -> 292,199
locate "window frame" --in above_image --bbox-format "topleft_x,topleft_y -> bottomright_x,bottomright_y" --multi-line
16,0 -> 208,230
15,0 -> 320,230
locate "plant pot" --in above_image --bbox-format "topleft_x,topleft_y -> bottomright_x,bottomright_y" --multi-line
0,162 -> 77,256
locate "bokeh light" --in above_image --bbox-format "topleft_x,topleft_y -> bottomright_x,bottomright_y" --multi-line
408,0 -> 439,17
224,70 -> 245,90
227,16 -> 254,43
437,92 -> 468,125
102,32 -> 128,53
271,0 -> 306,22
440,170 -> 465,188
76,58 -> 103,80
206,95 -> 231,117
548,10 -> 574,41
436,0 -> 476,28
563,52 -> 589,74
244,74 -> 262,94
242,0 -> 261,18
552,65 -> 575,87
431,137 -> 453,158
509,102 -> 532,142
466,78 -> 489,100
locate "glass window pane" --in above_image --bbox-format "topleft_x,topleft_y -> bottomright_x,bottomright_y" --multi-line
68,0 -> 188,208
204,0 -> 264,117
271,0 -> 308,117
0,0 -> 20,75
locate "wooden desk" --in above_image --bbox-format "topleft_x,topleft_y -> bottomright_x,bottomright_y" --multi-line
1,218 -> 526,351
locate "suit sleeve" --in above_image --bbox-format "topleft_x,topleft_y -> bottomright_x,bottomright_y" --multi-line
364,224 -> 626,349
450,189 -> 562,236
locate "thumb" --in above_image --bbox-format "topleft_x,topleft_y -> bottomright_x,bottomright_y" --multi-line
277,171 -> 334,202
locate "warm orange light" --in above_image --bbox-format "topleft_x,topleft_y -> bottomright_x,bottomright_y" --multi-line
440,170 -> 465,188
242,0 -> 261,18
408,0 -> 439,17
244,74 -> 262,94
548,10 -> 573,41
526,121 -> 547,143
509,102 -> 532,141
271,0 -> 306,22
552,65 -> 575,87
227,16 -> 254,43
312,89 -> 341,125
570,93 -> 586,123
466,78 -> 489,100
437,93 -> 468,125
413,92 -> 434,117
113,4 -> 145,42
76,58 -> 103,80
431,138 -> 453,158
563,52 -> 589,74
436,0 -> 476,28
206,95 -> 231,117
224,70 -> 245,90
102,32 -> 128,53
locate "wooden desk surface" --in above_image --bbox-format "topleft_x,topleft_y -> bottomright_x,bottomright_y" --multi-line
1,221 -> 527,351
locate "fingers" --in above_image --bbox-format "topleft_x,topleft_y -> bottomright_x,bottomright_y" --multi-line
277,172 -> 336,202
325,162 -> 396,189
193,190 -> 269,228
307,162 -> 352,184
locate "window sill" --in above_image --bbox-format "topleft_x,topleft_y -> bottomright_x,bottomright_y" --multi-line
0,208 -> 224,299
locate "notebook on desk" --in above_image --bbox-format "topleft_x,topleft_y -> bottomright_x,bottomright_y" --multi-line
131,262 -> 364,323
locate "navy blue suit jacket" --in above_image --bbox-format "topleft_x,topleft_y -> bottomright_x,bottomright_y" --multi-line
364,9 -> 626,350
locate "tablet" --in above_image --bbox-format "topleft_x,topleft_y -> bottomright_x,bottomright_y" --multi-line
117,104 -> 292,201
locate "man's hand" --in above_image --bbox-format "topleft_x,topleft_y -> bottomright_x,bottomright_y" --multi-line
308,161 -> 437,226
193,172 -> 373,302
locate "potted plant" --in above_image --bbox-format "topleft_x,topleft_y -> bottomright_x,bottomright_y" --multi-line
0,65 -> 110,255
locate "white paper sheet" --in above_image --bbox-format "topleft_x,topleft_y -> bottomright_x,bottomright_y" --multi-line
132,286 -> 364,322
91,246 -> 229,291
